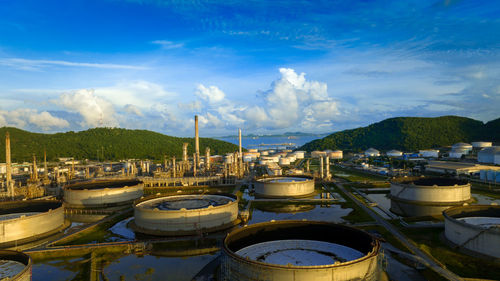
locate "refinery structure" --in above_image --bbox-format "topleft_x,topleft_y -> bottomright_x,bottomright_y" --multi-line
0,115 -> 499,280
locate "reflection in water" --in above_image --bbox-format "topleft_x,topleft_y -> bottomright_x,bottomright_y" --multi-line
389,198 -> 456,217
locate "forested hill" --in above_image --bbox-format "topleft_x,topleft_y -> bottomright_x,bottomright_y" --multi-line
0,127 -> 241,162
300,116 -> 500,152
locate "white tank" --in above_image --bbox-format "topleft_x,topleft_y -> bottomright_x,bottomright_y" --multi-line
420,149 -> 439,158
472,141 -> 492,148
254,176 -> 315,198
279,158 -> 291,166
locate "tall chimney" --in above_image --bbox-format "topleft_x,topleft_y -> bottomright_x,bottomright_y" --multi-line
238,128 -> 242,156
195,115 -> 200,168
320,157 -> 324,179
5,132 -> 12,189
182,143 -> 188,163
44,149 -> 48,179
172,156 -> 176,178
33,154 -> 38,181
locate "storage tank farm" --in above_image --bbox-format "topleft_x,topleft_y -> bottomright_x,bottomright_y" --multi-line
390,177 -> 472,217
0,200 -> 68,248
63,179 -> 144,210
220,221 -> 382,281
443,205 -> 500,258
254,175 -> 315,198
132,194 -> 239,236
0,250 -> 32,280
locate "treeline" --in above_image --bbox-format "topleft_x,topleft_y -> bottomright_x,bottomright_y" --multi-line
0,127 -> 241,162
300,116 -> 500,152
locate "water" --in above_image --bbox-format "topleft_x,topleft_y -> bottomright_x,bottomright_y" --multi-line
249,204 -> 352,224
216,135 -> 324,150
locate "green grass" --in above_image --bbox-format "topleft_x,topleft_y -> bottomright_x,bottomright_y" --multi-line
400,227 -> 500,279
332,166 -> 388,182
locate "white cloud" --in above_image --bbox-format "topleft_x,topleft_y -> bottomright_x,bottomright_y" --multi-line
123,104 -> 143,116
57,89 -> 119,127
195,84 -> 226,104
95,80 -> 177,108
151,40 -> 184,49
0,58 -> 146,70
0,109 -> 69,131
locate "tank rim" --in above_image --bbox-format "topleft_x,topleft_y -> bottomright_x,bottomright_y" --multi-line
0,250 -> 32,279
222,220 -> 380,269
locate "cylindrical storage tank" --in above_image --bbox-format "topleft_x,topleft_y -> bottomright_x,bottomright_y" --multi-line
248,149 -> 258,153
472,142 -> 493,148
132,194 -> 239,236
0,250 -> 32,280
420,149 -> 439,158
220,221 -> 381,281
443,205 -> 500,258
294,151 -> 305,159
311,151 -> 327,158
449,149 -> 467,159
364,148 -> 380,157
279,158 -> 291,166
254,176 -> 315,198
260,151 -> 269,156
63,179 -> 143,209
0,200 -> 67,247
452,143 -> 473,152
328,150 -> 343,159
243,155 -> 253,163
390,177 -> 472,217
386,150 -> 403,157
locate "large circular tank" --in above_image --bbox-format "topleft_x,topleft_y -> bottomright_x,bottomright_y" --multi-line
220,221 -> 381,281
64,179 -> 143,209
0,250 -> 32,280
254,176 -> 315,198
132,194 -> 239,236
443,205 -> 500,259
0,200 -> 67,247
390,177 -> 471,217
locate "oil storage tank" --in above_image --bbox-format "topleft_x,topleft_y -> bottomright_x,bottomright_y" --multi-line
390,177 -> 472,217
0,250 -> 32,280
220,220 -> 381,281
443,205 -> 500,258
64,179 -> 143,209
132,194 -> 239,236
0,200 -> 67,248
254,176 -> 315,198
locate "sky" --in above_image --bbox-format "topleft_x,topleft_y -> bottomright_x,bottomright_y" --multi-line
0,0 -> 499,136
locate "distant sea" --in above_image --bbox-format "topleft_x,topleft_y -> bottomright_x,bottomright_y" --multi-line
216,135 -> 323,150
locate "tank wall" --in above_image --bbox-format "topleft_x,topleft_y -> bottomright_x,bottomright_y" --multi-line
390,199 -> 455,217
64,184 -> 143,207
444,217 -> 500,258
134,199 -> 238,232
255,179 -> 315,198
0,251 -> 32,281
221,252 -> 379,281
390,183 -> 470,203
0,206 -> 64,244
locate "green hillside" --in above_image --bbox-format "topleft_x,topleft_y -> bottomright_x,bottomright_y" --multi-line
0,127 -> 241,162
300,116 -> 499,152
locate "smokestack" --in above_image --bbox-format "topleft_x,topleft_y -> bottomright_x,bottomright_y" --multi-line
33,154 -> 38,181
172,156 -> 176,178
195,115 -> 200,167
320,157 -> 324,179
5,132 -> 12,188
238,128 -> 242,156
44,149 -> 48,179
325,156 -> 330,179
182,143 -> 188,163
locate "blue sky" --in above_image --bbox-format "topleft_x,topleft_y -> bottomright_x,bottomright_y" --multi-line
0,0 -> 499,136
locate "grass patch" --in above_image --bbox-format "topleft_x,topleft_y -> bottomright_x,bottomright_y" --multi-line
400,227 -> 500,279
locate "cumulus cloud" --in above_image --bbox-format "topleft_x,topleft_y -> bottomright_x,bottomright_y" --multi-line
195,84 -> 226,104
57,89 -> 119,127
0,109 -> 69,131
123,104 -> 143,116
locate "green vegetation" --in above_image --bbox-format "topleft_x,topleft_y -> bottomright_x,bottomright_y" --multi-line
300,115 -> 500,152
327,183 -> 374,223
332,166 -> 388,182
0,127 -> 241,162
400,227 -> 500,279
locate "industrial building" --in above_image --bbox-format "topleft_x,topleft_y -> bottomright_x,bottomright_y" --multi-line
220,221 -> 381,281
63,179 -> 143,209
472,141 -> 493,149
426,161 -> 500,176
132,194 -> 239,236
443,205 -> 500,258
310,151 -> 327,158
390,177 -> 472,217
254,176 -> 315,198
420,149 -> 439,158
478,146 -> 500,164
327,150 -> 343,159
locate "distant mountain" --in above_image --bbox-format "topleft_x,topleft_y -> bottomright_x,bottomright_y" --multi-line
219,132 -> 328,138
299,116 -> 500,152
0,127 -> 241,162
